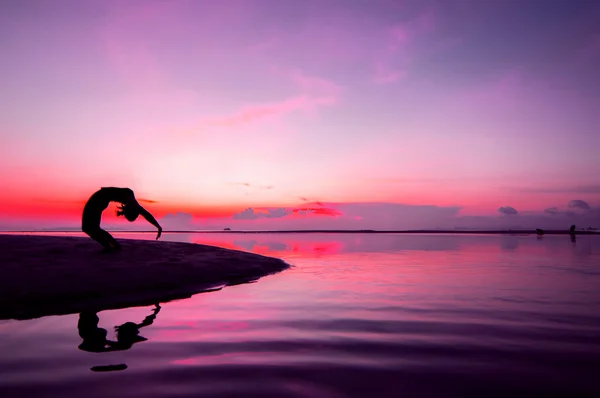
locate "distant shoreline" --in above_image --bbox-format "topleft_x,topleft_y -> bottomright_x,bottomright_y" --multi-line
3,229 -> 599,235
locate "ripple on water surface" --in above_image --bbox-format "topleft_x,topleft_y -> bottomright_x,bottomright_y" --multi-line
0,233 -> 599,397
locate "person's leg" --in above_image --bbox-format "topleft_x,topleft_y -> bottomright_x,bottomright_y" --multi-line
82,205 -> 112,249
96,228 -> 121,250
83,226 -> 113,251
82,205 -> 121,251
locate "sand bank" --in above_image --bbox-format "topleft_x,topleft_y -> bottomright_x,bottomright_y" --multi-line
0,234 -> 290,321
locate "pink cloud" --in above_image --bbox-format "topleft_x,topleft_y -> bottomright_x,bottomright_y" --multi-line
191,69 -> 341,129
232,205 -> 342,220
204,201 -> 600,231
289,69 -> 342,98
291,207 -> 342,217
373,64 -> 407,84
199,95 -> 337,127
201,96 -> 310,127
371,8 -> 437,85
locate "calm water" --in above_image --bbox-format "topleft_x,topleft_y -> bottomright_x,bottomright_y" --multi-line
1,233 -> 600,397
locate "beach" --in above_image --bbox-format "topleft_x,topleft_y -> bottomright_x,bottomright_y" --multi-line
0,234 -> 289,321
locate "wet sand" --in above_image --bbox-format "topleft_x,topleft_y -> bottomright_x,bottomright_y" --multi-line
0,234 -> 289,321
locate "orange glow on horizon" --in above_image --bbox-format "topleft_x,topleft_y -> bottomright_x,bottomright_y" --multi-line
0,196 -> 242,221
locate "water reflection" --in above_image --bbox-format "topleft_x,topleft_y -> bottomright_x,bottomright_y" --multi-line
1,232 -> 599,396
78,304 -> 161,371
193,233 -> 464,257
500,235 -> 519,251
187,232 -> 599,261
18,231 -> 599,260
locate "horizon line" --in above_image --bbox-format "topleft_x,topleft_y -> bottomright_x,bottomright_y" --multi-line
1,229 -> 598,235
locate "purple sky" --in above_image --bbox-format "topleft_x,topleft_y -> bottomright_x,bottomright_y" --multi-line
1,0 -> 599,230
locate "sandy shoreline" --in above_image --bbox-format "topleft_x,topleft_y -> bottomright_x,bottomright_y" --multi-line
0,234 -> 290,321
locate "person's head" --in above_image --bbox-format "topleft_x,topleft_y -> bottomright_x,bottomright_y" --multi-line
116,204 -> 140,222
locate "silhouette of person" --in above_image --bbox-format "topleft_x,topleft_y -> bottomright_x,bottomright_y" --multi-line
78,311 -> 112,353
77,304 -> 161,353
569,224 -> 577,243
112,304 -> 161,350
82,187 -> 162,251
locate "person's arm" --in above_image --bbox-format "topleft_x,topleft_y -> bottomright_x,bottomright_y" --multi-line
139,206 -> 162,239
121,189 -> 162,239
137,304 -> 161,328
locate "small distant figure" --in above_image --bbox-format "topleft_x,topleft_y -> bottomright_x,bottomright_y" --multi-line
224,227 -> 231,231
569,224 -> 577,243
536,228 -> 544,236
82,187 -> 162,252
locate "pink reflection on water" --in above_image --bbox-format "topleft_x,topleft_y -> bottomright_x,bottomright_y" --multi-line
11,232 -> 599,355
191,233 -> 345,257
171,351 -> 276,366
121,234 -> 598,350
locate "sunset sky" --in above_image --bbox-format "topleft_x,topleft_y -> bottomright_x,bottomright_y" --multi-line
1,0 -> 599,230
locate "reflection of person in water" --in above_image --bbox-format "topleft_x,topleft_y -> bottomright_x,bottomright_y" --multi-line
112,304 -> 161,350
82,187 -> 162,252
77,304 -> 161,353
78,311 -> 112,353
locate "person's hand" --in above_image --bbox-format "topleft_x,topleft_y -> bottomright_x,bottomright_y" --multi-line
156,227 -> 162,240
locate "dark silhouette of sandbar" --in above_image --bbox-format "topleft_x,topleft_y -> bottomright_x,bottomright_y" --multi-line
0,235 -> 289,321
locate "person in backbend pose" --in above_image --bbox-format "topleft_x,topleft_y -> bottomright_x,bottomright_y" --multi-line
82,187 -> 162,251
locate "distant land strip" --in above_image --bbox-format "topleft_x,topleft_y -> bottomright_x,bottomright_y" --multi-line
4,229 -> 599,235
